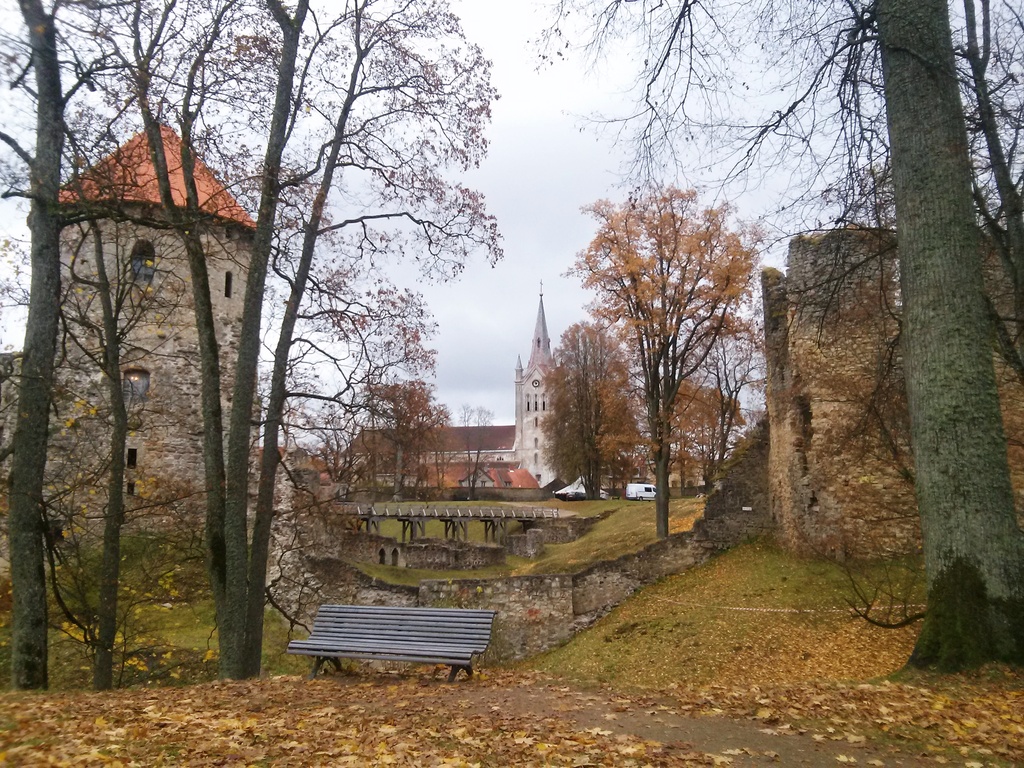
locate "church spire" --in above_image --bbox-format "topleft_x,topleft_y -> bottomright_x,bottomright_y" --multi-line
527,284 -> 553,369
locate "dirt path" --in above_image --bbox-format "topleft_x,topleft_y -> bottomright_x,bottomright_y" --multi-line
413,672 -> 936,767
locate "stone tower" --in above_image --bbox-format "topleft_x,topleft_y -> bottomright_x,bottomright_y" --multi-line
52,127 -> 254,512
514,290 -> 556,485
762,228 -> 917,558
763,228 -> 1024,560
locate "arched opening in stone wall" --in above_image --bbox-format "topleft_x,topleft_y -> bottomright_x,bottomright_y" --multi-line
122,369 -> 150,406
391,548 -> 399,566
378,548 -> 386,564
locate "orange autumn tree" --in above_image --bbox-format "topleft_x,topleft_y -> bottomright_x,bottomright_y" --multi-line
367,379 -> 450,500
542,322 -> 640,498
573,187 -> 759,537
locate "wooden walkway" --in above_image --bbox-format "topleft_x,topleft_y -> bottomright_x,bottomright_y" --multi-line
338,504 -> 560,543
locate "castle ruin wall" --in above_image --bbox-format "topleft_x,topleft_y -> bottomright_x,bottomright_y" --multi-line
764,230 -> 920,558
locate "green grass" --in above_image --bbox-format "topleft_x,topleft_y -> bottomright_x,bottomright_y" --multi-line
355,561 -> 513,586
513,498 -> 703,575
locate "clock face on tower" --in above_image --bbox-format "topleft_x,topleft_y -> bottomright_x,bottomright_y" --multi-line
532,379 -> 540,388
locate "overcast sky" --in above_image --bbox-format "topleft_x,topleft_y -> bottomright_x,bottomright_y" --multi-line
412,2 -> 787,425
0,0 -> 630,425
407,1 -> 635,424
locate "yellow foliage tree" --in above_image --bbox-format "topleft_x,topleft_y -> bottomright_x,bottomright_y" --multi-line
573,186 -> 759,536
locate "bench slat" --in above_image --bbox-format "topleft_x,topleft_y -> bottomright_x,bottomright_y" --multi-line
290,648 -> 474,666
295,635 -> 488,651
317,610 -> 497,622
289,641 -> 477,661
300,634 -> 490,649
314,612 -> 495,625
308,618 -> 493,631
307,621 -> 493,638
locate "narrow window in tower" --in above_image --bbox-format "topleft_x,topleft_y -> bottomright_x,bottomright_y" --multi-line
130,240 -> 156,286
225,270 -> 233,298
126,448 -> 138,468
122,369 -> 150,405
534,437 -> 538,447
534,417 -> 538,427
526,399 -> 530,412
126,481 -> 136,496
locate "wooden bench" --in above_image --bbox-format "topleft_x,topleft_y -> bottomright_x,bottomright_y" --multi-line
287,604 -> 497,682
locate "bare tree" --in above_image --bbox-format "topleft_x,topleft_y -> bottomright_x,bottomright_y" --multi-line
104,0 -> 499,677
673,324 -> 762,489
457,405 -> 494,501
0,0 -> 112,690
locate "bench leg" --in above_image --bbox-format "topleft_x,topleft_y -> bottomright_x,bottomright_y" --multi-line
309,656 -> 342,679
447,664 -> 472,683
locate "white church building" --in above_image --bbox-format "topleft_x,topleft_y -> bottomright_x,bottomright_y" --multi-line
440,291 -> 559,490
513,292 -> 556,485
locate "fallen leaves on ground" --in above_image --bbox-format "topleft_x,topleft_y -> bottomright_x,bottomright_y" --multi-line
660,666 -> 1024,765
531,543 -> 921,692
0,667 -> 1020,766
0,672 -> 711,767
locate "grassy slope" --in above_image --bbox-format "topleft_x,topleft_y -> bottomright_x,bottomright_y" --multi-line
352,499 -> 922,690
527,540 -> 923,690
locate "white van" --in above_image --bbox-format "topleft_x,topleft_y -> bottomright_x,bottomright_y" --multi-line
625,483 -> 657,501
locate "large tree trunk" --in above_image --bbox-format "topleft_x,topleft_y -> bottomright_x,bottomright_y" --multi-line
8,0 -> 65,690
234,0 -> 333,675
134,111 -> 237,674
877,0 -> 1024,669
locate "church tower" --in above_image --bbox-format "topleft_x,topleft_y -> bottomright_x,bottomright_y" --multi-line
514,289 -> 556,485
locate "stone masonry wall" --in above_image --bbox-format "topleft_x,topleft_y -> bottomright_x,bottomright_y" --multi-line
529,515 -> 599,544
505,528 -> 545,558
279,488 -> 771,662
419,575 -> 576,661
699,420 -> 774,545
44,217 -> 251,530
402,540 -> 506,570
764,230 -> 919,558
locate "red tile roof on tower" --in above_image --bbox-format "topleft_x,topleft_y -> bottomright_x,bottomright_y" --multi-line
59,125 -> 255,228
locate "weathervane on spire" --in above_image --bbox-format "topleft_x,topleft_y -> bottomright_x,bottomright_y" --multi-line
540,280 -> 543,298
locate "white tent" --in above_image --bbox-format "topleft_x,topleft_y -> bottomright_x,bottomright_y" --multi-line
553,478 -> 608,500
554,478 -> 586,499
